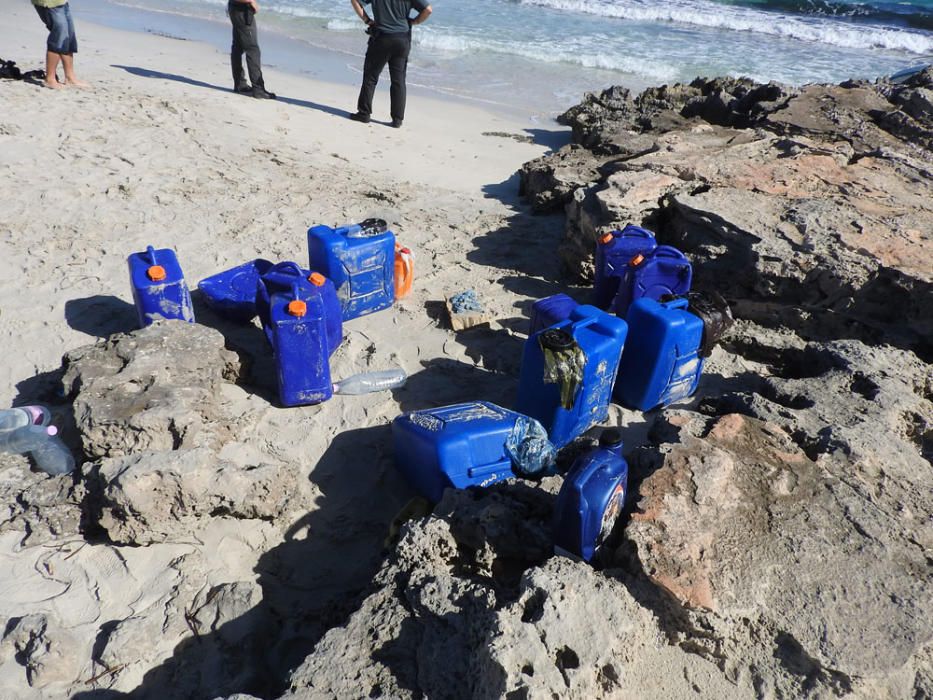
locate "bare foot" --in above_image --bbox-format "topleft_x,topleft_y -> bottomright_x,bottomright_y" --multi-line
43,78 -> 65,89
64,78 -> 90,88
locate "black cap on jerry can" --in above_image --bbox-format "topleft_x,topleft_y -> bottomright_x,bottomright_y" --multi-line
599,428 -> 624,451
539,328 -> 575,352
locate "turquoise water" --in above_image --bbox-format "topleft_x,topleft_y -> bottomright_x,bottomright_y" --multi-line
96,0 -> 933,116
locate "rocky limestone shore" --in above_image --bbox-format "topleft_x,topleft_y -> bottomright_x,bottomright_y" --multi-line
0,70 -> 930,700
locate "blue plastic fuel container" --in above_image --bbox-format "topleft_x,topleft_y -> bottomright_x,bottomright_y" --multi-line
256,262 -> 342,355
307,219 -> 395,321
269,283 -> 334,407
529,293 -> 578,336
612,244 -> 692,317
198,258 -> 273,323
593,225 -> 657,310
553,428 -> 628,562
392,401 -> 556,503
127,246 -> 195,327
613,292 -> 732,410
516,305 -> 628,449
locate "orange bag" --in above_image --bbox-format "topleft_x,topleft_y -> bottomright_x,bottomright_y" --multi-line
394,243 -> 414,299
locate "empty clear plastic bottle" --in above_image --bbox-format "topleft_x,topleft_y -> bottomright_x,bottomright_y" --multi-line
333,368 -> 407,395
346,218 -> 388,238
0,406 -> 51,432
0,424 -> 76,476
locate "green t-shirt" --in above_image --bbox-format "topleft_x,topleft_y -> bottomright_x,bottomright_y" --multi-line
33,0 -> 68,8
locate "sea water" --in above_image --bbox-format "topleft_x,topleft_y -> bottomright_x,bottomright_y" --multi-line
85,0 -> 932,116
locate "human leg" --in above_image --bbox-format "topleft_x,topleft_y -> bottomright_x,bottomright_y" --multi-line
356,35 -> 391,118
43,50 -> 63,89
34,5 -> 64,87
229,4 -> 248,90
58,4 -> 86,86
387,35 -> 411,124
229,4 -> 267,92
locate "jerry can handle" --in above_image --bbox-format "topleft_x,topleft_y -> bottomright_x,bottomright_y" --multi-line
569,314 -> 600,331
145,245 -> 158,265
622,225 -> 654,239
663,296 -> 690,311
653,245 -> 686,259
267,261 -> 305,278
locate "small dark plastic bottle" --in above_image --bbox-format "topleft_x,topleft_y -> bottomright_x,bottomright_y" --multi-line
552,428 -> 629,563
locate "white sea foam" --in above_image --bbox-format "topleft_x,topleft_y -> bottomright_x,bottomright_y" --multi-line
414,29 -> 680,81
518,0 -> 933,54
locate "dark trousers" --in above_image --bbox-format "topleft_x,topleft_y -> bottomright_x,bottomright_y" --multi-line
229,2 -> 264,89
357,32 -> 411,121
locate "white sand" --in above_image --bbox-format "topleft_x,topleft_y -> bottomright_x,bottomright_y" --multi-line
0,2 -> 573,695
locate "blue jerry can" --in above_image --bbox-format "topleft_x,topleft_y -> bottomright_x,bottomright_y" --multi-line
127,245 -> 195,328
553,428 -> 629,563
256,262 -> 342,355
516,305 -> 627,449
307,220 -> 395,321
270,284 -> 333,407
529,293 -> 578,336
613,295 -> 709,410
198,258 -> 273,323
593,225 -> 657,310
612,244 -> 692,317
392,401 -> 555,503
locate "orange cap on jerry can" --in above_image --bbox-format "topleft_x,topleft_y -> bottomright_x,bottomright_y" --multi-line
147,265 -> 167,282
308,272 -> 326,287
630,253 -> 645,266
287,299 -> 307,317
599,233 -> 614,245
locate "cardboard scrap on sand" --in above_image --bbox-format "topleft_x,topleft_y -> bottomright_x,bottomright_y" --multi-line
445,291 -> 491,331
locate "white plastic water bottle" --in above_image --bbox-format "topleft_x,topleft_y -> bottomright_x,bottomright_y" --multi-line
0,406 -> 51,432
333,368 -> 407,395
0,424 -> 76,476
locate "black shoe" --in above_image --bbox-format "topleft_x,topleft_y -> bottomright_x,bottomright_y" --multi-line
349,112 -> 371,124
252,87 -> 276,99
390,119 -> 403,128
234,83 -> 252,94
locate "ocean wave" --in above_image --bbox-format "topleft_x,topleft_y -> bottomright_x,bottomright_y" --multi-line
414,29 -> 680,81
721,0 -> 933,31
516,0 -> 933,54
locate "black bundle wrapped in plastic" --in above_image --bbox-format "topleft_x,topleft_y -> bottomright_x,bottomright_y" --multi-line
686,291 -> 734,357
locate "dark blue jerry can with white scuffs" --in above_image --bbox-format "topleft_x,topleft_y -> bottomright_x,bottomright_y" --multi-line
516,305 -> 627,449
612,244 -> 692,318
270,284 -> 333,407
593,225 -> 657,310
392,401 -> 555,503
613,292 -> 732,411
127,246 -> 195,328
198,258 -> 273,323
256,261 -> 342,355
307,220 -> 395,322
529,293 -> 578,336
553,429 -> 629,563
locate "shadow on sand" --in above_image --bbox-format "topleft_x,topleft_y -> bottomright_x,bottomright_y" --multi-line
112,65 -> 347,118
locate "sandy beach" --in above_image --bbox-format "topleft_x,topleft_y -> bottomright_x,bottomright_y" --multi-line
0,3 -> 572,696
0,0 -> 573,404
1,0 -> 931,698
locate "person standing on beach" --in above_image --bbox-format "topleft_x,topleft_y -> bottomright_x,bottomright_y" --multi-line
228,0 -> 276,99
32,0 -> 86,89
349,0 -> 432,128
